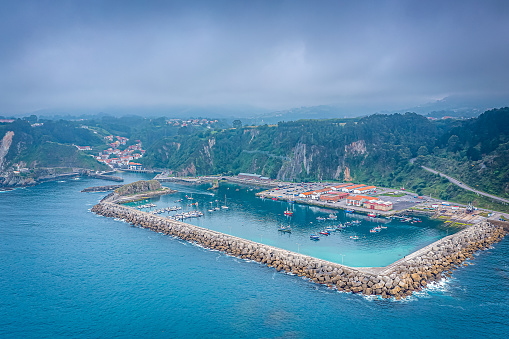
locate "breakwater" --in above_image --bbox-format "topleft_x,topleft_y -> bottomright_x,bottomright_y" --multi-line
88,173 -> 124,182
81,184 -> 123,192
91,202 -> 506,299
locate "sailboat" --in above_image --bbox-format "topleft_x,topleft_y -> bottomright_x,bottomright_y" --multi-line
221,195 -> 229,209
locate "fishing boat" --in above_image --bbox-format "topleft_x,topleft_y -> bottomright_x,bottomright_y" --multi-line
272,197 -> 278,201
327,213 -> 337,220
318,230 -> 330,236
316,216 -> 326,221
186,194 -> 193,200
310,234 -> 320,240
368,212 -> 376,218
221,195 -> 229,209
325,227 -> 335,233
349,235 -> 359,240
288,200 -> 295,204
278,225 -> 292,233
345,209 -> 354,213
284,208 -> 293,216
351,220 -> 361,225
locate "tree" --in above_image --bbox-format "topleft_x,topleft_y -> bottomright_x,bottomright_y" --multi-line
417,146 -> 429,156
447,135 -> 460,152
232,120 -> 242,129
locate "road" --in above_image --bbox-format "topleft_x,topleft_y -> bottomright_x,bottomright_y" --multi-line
409,158 -> 509,205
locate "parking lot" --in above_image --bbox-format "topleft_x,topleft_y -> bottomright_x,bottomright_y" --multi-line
261,181 -> 436,213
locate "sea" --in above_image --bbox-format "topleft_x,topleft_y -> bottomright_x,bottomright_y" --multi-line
1,172 -> 507,338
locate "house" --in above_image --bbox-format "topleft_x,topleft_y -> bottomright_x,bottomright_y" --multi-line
353,185 -> 376,194
298,191 -> 314,198
128,162 -> 143,170
75,145 -> 92,151
310,188 -> 332,199
363,200 -> 393,211
342,184 -> 366,193
346,195 -> 379,207
320,192 -> 348,202
331,184 -> 349,190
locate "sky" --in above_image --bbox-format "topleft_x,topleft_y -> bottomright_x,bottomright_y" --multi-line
1,0 -> 509,116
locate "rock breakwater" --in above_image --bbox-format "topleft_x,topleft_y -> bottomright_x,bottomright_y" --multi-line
91,202 -> 506,299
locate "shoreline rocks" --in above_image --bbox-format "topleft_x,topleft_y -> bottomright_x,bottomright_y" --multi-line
91,201 -> 506,300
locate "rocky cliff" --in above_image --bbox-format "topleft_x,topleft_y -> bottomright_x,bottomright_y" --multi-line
115,180 -> 162,196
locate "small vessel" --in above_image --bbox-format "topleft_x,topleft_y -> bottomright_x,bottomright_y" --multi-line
221,195 -> 229,209
368,213 -> 376,218
345,209 -> 354,213
272,197 -> 278,201
310,234 -> 320,240
319,230 -> 330,236
186,194 -> 193,200
316,217 -> 326,221
288,200 -> 295,203
351,220 -> 361,225
327,213 -> 337,220
350,235 -> 359,240
284,208 -> 293,216
278,225 -> 292,233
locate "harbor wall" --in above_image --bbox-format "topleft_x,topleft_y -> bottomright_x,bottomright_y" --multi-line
91,202 -> 506,299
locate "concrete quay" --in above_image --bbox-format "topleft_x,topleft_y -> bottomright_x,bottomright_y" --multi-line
91,201 -> 506,300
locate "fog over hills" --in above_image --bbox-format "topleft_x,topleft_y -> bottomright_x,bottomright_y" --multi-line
1,1 -> 509,119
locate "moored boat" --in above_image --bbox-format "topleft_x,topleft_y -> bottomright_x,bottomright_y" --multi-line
310,234 -> 320,240
284,208 -> 293,216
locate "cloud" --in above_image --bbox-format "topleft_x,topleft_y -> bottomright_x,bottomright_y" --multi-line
1,0 -> 508,115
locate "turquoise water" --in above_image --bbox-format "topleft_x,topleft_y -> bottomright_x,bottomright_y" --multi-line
130,180 -> 455,267
1,173 -> 508,338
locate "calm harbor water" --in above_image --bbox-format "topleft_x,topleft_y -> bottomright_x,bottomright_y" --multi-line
131,180 -> 455,267
1,172 -> 508,338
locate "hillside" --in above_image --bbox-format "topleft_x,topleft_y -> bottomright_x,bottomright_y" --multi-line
141,108 -> 509,203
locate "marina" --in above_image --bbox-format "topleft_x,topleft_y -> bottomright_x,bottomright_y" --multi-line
115,178 -> 466,267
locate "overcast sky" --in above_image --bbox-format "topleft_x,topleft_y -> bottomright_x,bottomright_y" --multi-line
1,0 -> 509,116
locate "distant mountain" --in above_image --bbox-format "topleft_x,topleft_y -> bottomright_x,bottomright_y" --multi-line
391,94 -> 509,119
244,94 -> 509,124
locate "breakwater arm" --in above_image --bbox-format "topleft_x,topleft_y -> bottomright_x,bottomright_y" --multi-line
91,202 -> 506,300
87,173 -> 124,182
81,185 -> 123,192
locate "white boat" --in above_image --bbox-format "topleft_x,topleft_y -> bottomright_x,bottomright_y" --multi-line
221,195 -> 229,209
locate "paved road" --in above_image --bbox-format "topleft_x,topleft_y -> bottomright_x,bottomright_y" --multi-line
409,158 -> 509,204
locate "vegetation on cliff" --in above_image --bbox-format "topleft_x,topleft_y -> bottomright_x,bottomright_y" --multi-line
140,108 -> 509,203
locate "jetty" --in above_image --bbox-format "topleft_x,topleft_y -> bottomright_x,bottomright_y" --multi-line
91,182 -> 507,300
81,184 -> 123,192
